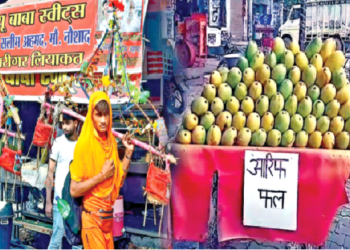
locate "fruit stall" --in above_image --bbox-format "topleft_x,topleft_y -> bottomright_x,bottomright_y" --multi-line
171,37 -> 350,246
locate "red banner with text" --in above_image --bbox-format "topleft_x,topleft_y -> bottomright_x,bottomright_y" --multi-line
0,0 -> 97,73
3,72 -> 142,103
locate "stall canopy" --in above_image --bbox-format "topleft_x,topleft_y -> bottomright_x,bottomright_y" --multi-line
0,0 -> 146,104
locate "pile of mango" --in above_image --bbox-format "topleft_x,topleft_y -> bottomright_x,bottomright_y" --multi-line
177,37 -> 350,150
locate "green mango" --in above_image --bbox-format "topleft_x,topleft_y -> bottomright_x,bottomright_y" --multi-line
251,128 -> 267,146
272,37 -> 285,63
221,127 -> 238,146
177,129 -> 192,144
270,93 -> 284,116
274,111 -> 290,133
191,125 -> 206,145
345,118 -> 350,133
281,49 -> 294,70
267,129 -> 282,147
255,95 -> 269,116
317,116 -> 331,134
332,68 -> 347,90
325,99 -> 341,119
320,83 -> 336,104
191,97 -> 209,116
250,51 -> 264,71
304,115 -> 317,134
335,131 -> 350,150
339,101 -> 350,120
264,51 -> 277,69
281,129 -> 296,147
297,96 -> 313,118
278,79 -> 293,100
211,97 -> 224,116
234,83 -> 248,101
305,37 -> 323,59
237,57 -> 249,73
218,83 -> 232,103
227,67 -> 242,89
264,79 -> 277,100
302,64 -> 317,87
290,114 -> 304,133
295,130 -> 309,147
312,100 -> 325,119
203,84 -> 216,103
218,67 -> 230,83
183,113 -> 199,131
288,66 -> 301,85
246,40 -> 258,63
272,64 -> 287,84
200,112 -> 215,130
285,94 -> 298,116
307,85 -> 320,103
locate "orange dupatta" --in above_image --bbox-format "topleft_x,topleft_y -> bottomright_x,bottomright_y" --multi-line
70,91 -> 123,201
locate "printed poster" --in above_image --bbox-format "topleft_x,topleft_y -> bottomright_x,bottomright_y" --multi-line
0,0 -> 97,73
94,0 -> 148,73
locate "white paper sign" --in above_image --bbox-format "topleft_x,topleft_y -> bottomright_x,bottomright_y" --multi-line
243,150 -> 299,231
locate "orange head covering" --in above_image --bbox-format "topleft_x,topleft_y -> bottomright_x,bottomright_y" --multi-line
70,91 -> 123,199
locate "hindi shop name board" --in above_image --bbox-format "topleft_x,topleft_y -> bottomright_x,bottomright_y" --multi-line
0,0 -> 97,73
243,150 -> 299,231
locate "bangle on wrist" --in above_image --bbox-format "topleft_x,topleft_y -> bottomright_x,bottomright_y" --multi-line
125,154 -> 131,160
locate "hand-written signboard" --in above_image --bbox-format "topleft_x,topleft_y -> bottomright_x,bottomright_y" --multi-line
209,0 -> 220,27
0,0 -> 97,73
243,150 -> 299,231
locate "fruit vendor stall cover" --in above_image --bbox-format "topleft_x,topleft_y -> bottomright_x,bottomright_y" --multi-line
170,144 -> 350,245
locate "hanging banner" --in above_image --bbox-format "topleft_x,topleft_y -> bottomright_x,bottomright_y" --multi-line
94,0 -> 147,73
2,72 -> 142,104
0,0 -> 97,74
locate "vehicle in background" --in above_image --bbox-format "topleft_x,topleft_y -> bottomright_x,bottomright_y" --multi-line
279,1 -> 348,51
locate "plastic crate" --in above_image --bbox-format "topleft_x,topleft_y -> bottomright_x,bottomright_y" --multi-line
3,183 -> 30,203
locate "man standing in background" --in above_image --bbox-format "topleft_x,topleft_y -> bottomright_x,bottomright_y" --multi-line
45,114 -> 79,249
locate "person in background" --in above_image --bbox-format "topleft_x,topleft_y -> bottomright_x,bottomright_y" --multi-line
121,0 -> 141,33
45,114 -> 79,249
99,0 -> 111,31
70,91 -> 134,249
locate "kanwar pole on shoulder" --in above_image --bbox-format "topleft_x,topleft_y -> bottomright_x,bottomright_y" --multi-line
42,102 -> 177,167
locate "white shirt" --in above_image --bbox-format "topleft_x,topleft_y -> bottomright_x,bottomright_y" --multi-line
121,16 -> 141,33
99,19 -> 109,32
50,135 -> 77,204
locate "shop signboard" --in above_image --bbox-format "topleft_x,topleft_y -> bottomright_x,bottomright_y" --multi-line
209,0 -> 220,27
0,0 -> 97,74
3,72 -> 131,104
243,150 -> 299,231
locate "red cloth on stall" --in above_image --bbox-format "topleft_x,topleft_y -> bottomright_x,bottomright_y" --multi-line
170,144 -> 350,246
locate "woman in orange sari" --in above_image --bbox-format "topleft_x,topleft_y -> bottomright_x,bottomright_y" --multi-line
70,91 -> 134,249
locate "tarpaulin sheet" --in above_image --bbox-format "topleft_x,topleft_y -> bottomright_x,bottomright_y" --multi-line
170,144 -> 350,245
